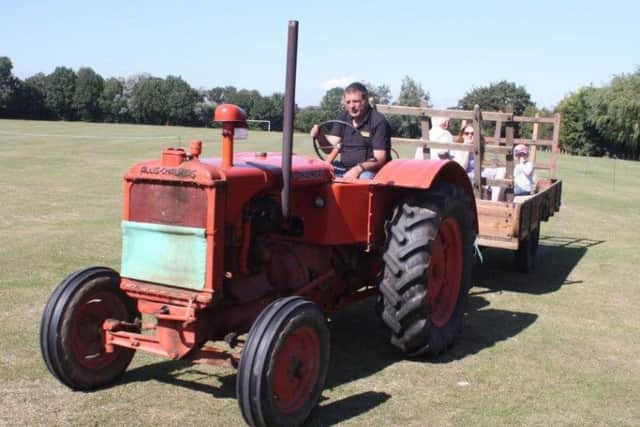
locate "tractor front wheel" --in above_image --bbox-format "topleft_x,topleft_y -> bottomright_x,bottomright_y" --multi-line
40,266 -> 139,391
379,183 -> 475,356
237,297 -> 330,427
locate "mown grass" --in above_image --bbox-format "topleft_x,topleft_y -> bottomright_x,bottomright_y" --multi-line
1,119 -> 638,426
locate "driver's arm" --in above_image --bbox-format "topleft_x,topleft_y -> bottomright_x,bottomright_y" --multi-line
310,124 -> 341,147
363,149 -> 387,172
344,149 -> 386,179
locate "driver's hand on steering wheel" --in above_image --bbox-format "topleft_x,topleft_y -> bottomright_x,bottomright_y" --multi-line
310,124 -> 320,139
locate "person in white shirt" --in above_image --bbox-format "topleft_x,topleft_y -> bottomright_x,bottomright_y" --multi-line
513,144 -> 535,195
429,116 -> 453,160
414,116 -> 453,160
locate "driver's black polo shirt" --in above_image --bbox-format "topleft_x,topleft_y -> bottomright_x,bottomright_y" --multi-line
330,108 -> 391,168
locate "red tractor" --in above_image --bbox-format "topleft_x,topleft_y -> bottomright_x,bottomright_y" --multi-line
40,22 -> 476,427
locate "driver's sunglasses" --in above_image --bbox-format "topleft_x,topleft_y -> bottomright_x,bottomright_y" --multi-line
463,131 -> 474,136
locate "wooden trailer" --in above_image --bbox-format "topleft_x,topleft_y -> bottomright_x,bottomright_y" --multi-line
377,104 -> 562,272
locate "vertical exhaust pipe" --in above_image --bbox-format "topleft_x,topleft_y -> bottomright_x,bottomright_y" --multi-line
281,20 -> 298,219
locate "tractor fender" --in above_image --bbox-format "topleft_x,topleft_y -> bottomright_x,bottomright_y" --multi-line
373,159 -> 478,232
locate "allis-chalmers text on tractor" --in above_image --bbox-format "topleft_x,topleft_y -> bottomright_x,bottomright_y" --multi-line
41,22 -> 479,427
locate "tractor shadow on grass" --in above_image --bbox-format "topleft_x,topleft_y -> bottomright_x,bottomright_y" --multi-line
119,292 -> 535,425
324,295 -> 537,372
432,295 -> 538,364
306,292 -> 538,423
309,391 -> 391,426
121,353 -> 392,426
120,358 -> 237,399
474,235 -> 604,294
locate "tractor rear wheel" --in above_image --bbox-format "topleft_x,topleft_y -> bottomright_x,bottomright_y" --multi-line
40,266 -> 139,391
515,226 -> 540,272
237,297 -> 329,427
379,183 -> 475,356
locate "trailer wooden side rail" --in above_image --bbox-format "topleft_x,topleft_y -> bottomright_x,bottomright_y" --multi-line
377,103 -> 563,271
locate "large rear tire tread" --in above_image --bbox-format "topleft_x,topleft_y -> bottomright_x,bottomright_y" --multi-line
40,266 -> 139,391
379,183 -> 475,357
237,297 -> 330,427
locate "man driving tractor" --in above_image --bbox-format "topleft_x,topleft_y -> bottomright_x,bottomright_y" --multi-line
310,82 -> 392,179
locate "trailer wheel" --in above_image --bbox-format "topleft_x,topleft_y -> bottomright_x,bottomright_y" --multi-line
379,183 -> 475,356
40,266 -> 139,391
237,297 -> 329,427
515,226 -> 540,272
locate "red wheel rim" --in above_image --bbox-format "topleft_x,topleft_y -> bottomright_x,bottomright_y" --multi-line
428,217 -> 463,327
70,291 -> 128,369
272,325 -> 321,414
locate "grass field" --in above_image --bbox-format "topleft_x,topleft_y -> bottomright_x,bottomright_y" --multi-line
1,119 -> 639,426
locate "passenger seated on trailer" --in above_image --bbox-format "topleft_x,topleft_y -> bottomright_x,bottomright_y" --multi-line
452,124 -> 476,182
452,123 -> 508,201
424,116 -> 453,160
513,144 -> 535,195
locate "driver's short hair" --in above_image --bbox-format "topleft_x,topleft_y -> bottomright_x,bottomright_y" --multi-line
344,82 -> 369,98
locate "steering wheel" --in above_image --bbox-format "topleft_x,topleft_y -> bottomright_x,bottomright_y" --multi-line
312,120 -> 352,162
312,119 -> 398,163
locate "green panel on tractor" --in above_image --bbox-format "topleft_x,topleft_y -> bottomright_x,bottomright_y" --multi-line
121,221 -> 206,290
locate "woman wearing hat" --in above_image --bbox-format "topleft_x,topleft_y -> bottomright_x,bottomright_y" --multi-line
513,144 -> 535,195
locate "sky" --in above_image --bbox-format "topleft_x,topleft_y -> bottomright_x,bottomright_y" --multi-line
2,0 -> 639,109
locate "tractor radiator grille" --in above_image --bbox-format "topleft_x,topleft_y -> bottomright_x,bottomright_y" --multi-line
121,221 -> 206,290
129,182 -> 207,228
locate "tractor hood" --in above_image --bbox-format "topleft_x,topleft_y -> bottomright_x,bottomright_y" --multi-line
201,151 -> 333,189
125,148 -> 333,191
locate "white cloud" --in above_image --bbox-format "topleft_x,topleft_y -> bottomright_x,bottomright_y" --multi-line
320,76 -> 358,90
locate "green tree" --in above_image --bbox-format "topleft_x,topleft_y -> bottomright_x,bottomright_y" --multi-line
397,76 -> 428,107
99,78 -> 128,123
365,82 -> 392,105
249,93 -> 284,131
0,57 -> 14,112
0,57 -> 20,117
319,87 -> 344,118
73,67 -> 104,121
208,86 -> 237,104
12,75 -> 50,119
45,67 -> 77,120
21,73 -> 50,119
205,87 -> 284,130
25,72 -> 48,94
588,70 -> 640,159
164,75 -> 200,125
458,80 -> 533,115
226,89 -> 261,117
557,87 -> 603,156
392,76 -> 429,137
130,76 -> 168,124
458,80 -> 534,137
194,88 -> 215,127
295,106 -> 327,133
266,93 -> 285,131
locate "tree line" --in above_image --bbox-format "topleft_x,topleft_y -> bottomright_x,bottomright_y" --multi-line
1,56 -> 638,159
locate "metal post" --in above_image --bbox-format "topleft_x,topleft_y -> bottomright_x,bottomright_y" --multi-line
612,155 -> 617,190
281,20 -> 298,219
472,105 -> 482,198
